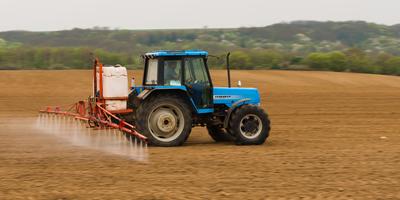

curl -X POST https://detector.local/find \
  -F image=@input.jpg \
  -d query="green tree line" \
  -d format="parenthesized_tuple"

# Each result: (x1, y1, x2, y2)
(1, 46, 399, 75)
(0, 47, 139, 69)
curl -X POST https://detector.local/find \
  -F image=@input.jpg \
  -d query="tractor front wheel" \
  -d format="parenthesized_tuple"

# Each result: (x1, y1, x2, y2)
(228, 105, 270, 145)
(135, 94, 192, 147)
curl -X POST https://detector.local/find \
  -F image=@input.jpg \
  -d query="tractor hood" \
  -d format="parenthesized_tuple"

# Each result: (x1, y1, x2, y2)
(213, 87, 261, 107)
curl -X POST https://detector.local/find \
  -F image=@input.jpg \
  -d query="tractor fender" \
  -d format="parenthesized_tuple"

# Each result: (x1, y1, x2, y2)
(138, 88, 197, 113)
(136, 88, 153, 100)
(223, 98, 251, 128)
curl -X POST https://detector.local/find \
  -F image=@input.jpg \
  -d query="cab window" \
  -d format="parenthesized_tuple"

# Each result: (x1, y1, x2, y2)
(184, 58, 210, 85)
(164, 60, 182, 86)
(145, 59, 158, 85)
(184, 57, 212, 108)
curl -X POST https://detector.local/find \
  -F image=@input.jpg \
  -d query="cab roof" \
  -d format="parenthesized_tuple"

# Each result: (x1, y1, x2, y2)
(145, 50, 208, 57)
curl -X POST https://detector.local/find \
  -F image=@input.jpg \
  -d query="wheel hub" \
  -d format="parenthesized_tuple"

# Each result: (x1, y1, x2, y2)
(243, 120, 258, 133)
(157, 113, 176, 133)
(239, 114, 263, 139)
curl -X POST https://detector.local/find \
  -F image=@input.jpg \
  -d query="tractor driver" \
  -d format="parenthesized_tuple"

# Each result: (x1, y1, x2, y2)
(164, 60, 181, 85)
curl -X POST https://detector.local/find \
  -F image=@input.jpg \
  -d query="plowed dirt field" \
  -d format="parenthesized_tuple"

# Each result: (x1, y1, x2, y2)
(1, 70, 399, 199)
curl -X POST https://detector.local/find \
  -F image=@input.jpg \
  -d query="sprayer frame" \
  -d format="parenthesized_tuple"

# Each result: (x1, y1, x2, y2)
(38, 57, 147, 143)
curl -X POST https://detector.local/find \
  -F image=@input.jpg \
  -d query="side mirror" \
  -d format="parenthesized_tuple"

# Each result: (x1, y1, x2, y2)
(237, 80, 242, 87)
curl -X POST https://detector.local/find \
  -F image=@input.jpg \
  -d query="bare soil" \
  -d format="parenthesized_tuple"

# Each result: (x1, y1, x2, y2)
(0, 70, 399, 199)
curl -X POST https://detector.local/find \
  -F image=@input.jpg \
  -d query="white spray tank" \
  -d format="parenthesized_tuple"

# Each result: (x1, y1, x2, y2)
(97, 64, 129, 111)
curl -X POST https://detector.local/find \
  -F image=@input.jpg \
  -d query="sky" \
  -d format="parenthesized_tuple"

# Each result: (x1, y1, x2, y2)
(0, 0, 399, 31)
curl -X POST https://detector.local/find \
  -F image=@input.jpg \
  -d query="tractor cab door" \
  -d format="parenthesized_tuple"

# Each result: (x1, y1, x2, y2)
(183, 57, 213, 110)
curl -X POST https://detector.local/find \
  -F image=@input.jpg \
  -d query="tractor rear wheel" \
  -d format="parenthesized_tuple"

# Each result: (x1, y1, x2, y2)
(135, 94, 192, 147)
(228, 105, 270, 145)
(207, 125, 234, 142)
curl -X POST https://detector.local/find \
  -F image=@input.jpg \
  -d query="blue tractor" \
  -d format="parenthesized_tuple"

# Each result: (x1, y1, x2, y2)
(127, 50, 270, 146)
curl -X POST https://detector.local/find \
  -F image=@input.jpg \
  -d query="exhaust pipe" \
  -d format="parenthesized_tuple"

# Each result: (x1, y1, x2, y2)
(226, 52, 231, 88)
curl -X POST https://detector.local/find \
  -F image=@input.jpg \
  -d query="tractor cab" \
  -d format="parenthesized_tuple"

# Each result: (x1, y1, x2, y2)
(140, 50, 213, 111)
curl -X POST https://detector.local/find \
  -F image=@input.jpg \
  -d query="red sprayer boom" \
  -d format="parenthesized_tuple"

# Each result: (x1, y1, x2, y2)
(37, 57, 147, 160)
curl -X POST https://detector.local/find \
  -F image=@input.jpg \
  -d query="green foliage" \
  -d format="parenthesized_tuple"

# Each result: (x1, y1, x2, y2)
(383, 57, 400, 75)
(305, 51, 346, 71)
(304, 50, 400, 75)
(0, 21, 400, 75)
(0, 46, 138, 69)
(249, 50, 284, 69)
(344, 48, 373, 73)
(230, 51, 252, 69)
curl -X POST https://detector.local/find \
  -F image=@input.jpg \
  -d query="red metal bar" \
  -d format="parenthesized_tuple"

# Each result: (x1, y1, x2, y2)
(39, 109, 79, 117)
(99, 62, 104, 101)
(75, 116, 89, 121)
(97, 118, 147, 141)
(76, 101, 86, 116)
(93, 58, 97, 98)
(96, 104, 134, 129)
(39, 104, 147, 143)
(109, 109, 133, 114)
(96, 104, 147, 141)
(102, 97, 129, 100)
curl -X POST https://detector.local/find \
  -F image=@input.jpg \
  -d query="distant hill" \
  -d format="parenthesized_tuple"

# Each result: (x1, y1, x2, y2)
(1, 21, 400, 55)
(0, 21, 399, 75)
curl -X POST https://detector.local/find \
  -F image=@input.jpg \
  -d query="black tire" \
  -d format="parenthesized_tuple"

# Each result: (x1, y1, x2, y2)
(206, 125, 235, 142)
(135, 93, 192, 147)
(228, 105, 270, 145)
